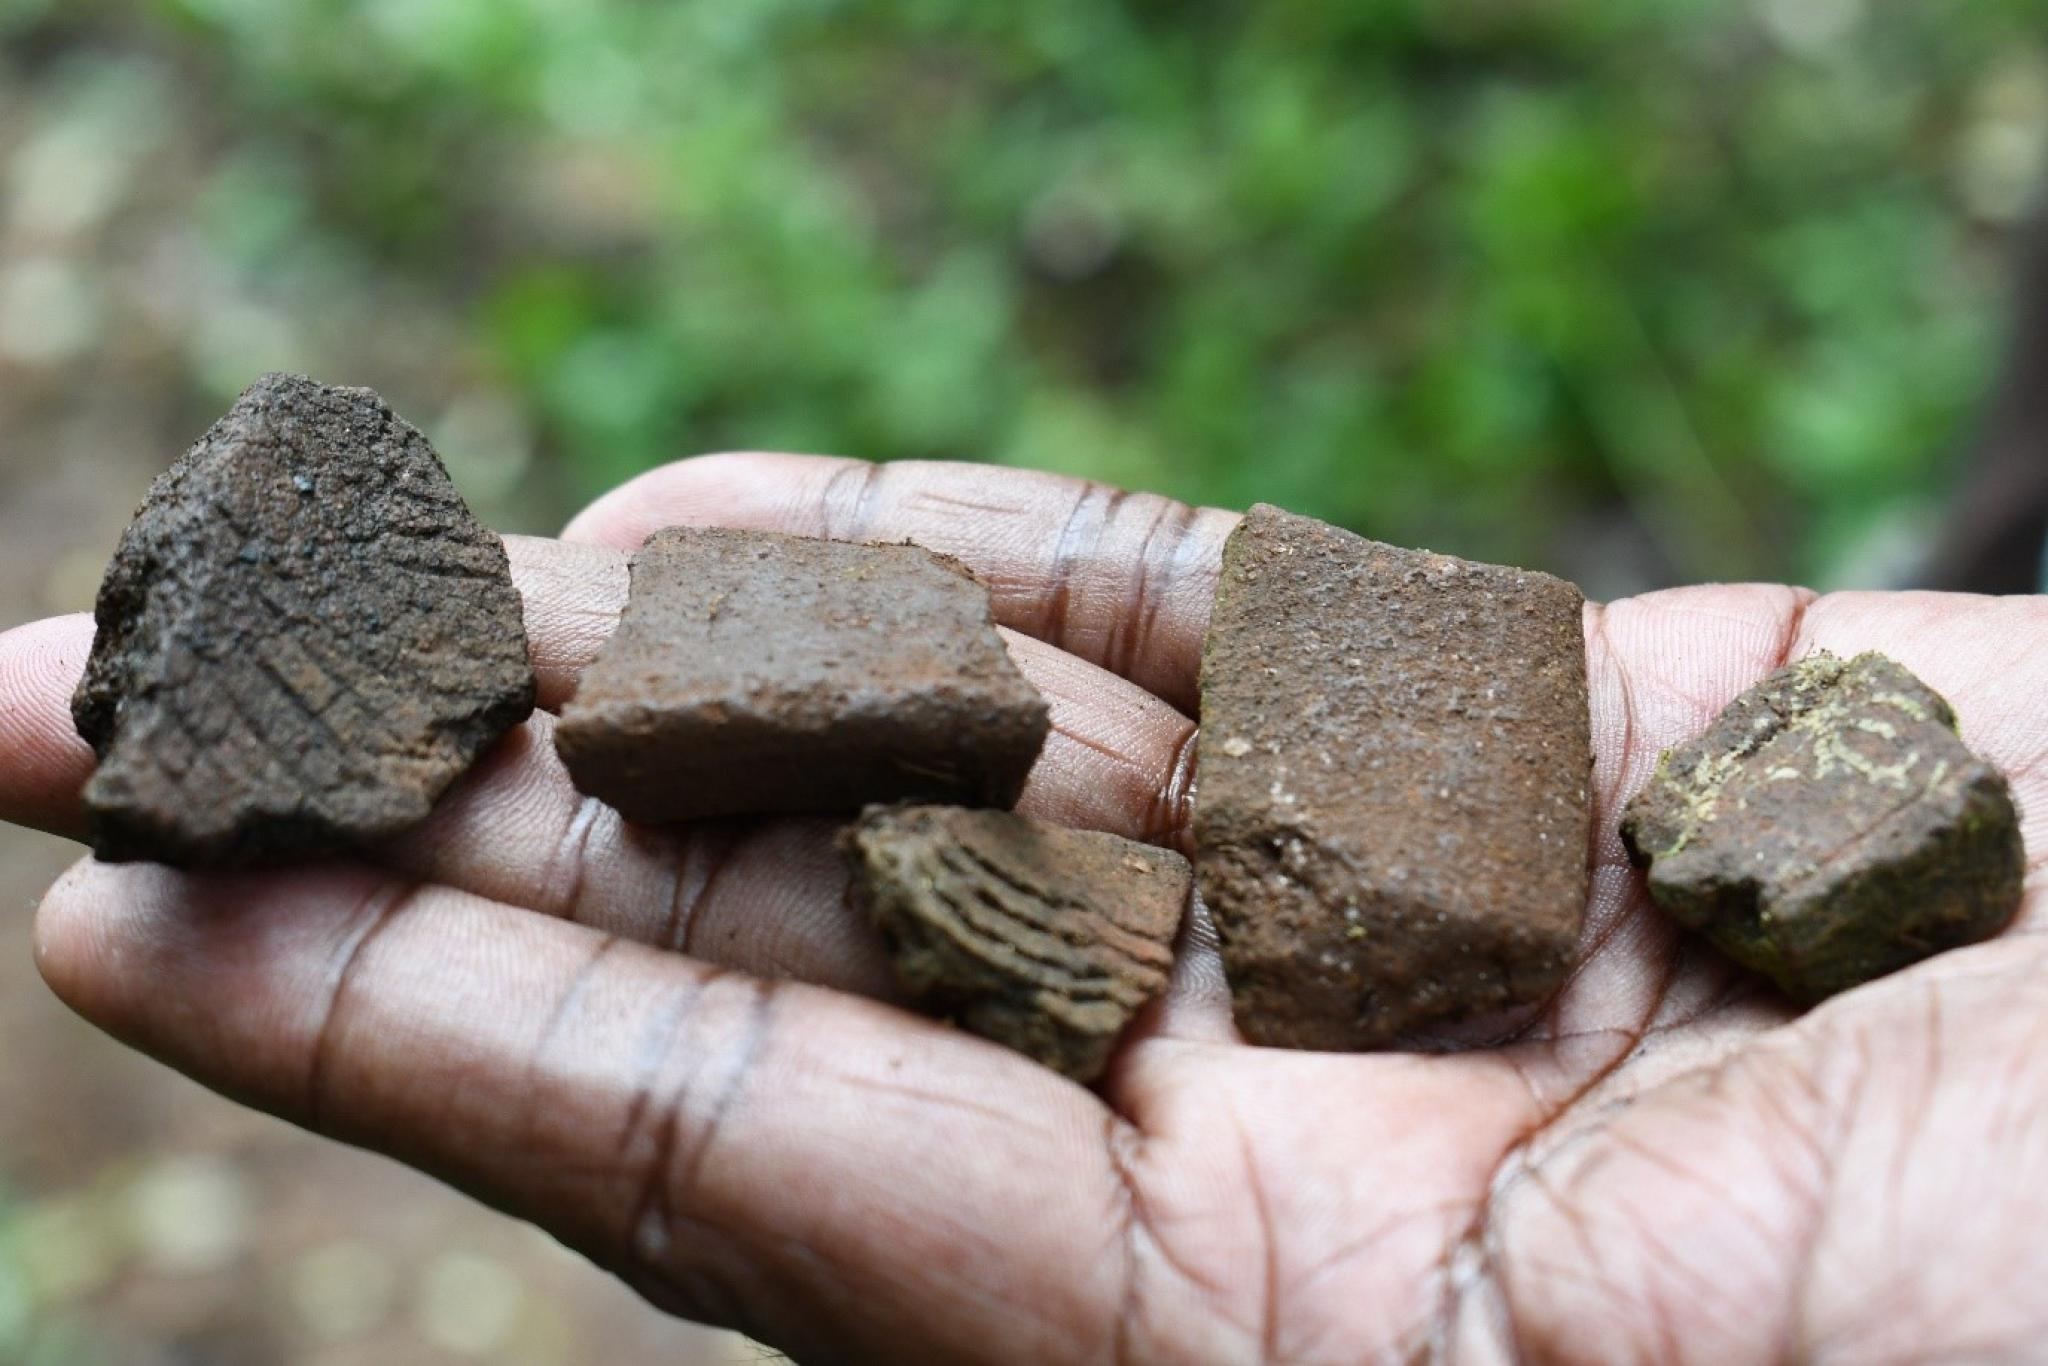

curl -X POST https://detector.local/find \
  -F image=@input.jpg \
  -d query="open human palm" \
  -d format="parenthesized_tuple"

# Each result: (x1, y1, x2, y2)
(3, 456, 2044, 1363)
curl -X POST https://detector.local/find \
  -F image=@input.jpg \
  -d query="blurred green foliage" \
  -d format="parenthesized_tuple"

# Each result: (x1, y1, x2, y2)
(7, 0, 2048, 586)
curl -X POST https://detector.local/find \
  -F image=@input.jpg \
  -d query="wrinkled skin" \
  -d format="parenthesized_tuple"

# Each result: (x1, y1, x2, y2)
(3, 456, 2045, 1364)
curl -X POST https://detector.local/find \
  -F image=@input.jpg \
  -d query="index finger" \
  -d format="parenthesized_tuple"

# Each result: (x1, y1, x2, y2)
(0, 530, 1200, 849)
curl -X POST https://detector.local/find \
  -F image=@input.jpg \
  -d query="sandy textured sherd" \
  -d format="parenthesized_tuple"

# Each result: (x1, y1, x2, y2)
(73, 372, 536, 867)
(556, 527, 1050, 824)
(843, 805, 1190, 1081)
(1621, 651, 2024, 1002)
(1194, 504, 1593, 1050)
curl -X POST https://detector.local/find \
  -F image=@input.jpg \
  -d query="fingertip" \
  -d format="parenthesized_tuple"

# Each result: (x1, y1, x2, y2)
(0, 614, 97, 839)
(1001, 628, 1198, 844)
(30, 857, 415, 1102)
(31, 858, 203, 1041)
(0, 614, 95, 705)
(32, 858, 216, 1027)
(0, 612, 96, 674)
(32, 856, 105, 1013)
(502, 536, 630, 710)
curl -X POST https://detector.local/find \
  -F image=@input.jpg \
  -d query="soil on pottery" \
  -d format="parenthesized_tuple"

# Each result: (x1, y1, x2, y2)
(1622, 650, 2024, 1002)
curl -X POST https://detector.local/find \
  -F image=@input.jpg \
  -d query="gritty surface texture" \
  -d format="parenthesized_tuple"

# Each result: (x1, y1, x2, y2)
(843, 805, 1189, 1081)
(1194, 504, 1593, 1051)
(1621, 651, 2024, 1003)
(73, 373, 536, 866)
(556, 527, 1050, 824)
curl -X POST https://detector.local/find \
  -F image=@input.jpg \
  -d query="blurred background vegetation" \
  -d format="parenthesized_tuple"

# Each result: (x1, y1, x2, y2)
(3, 2, 2048, 1362)
(6, 0, 2048, 595)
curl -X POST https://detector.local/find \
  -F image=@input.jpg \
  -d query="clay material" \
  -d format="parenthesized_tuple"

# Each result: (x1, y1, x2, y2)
(1194, 504, 1593, 1050)
(1621, 651, 2024, 1003)
(843, 804, 1189, 1080)
(73, 372, 536, 867)
(555, 527, 1050, 823)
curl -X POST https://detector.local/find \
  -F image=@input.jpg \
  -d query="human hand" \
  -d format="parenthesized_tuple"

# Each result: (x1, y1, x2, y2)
(4, 456, 2045, 1363)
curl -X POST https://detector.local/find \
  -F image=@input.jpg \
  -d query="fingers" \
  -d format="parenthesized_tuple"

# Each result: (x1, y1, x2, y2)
(562, 453, 1241, 711)
(1111, 895, 1240, 1056)
(505, 535, 628, 711)
(1586, 585, 1818, 875)
(1583, 586, 2048, 864)
(511, 530, 1209, 838)
(1547, 585, 2048, 1060)
(0, 538, 627, 838)
(34, 860, 1138, 1362)
(0, 615, 96, 841)
(1791, 592, 2048, 858)
(1540, 585, 1817, 1051)
(384, 728, 899, 997)
(1006, 630, 1198, 851)
(0, 536, 1199, 999)
(383, 632, 1194, 994)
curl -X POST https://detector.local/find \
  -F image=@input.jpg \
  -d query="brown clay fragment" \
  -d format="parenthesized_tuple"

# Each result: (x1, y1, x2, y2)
(555, 527, 1050, 824)
(1621, 651, 2024, 1003)
(1194, 504, 1593, 1051)
(73, 373, 536, 867)
(843, 805, 1189, 1081)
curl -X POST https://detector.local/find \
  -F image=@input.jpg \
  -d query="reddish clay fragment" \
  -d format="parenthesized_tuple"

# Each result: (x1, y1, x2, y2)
(1194, 504, 1593, 1050)
(556, 527, 1049, 824)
